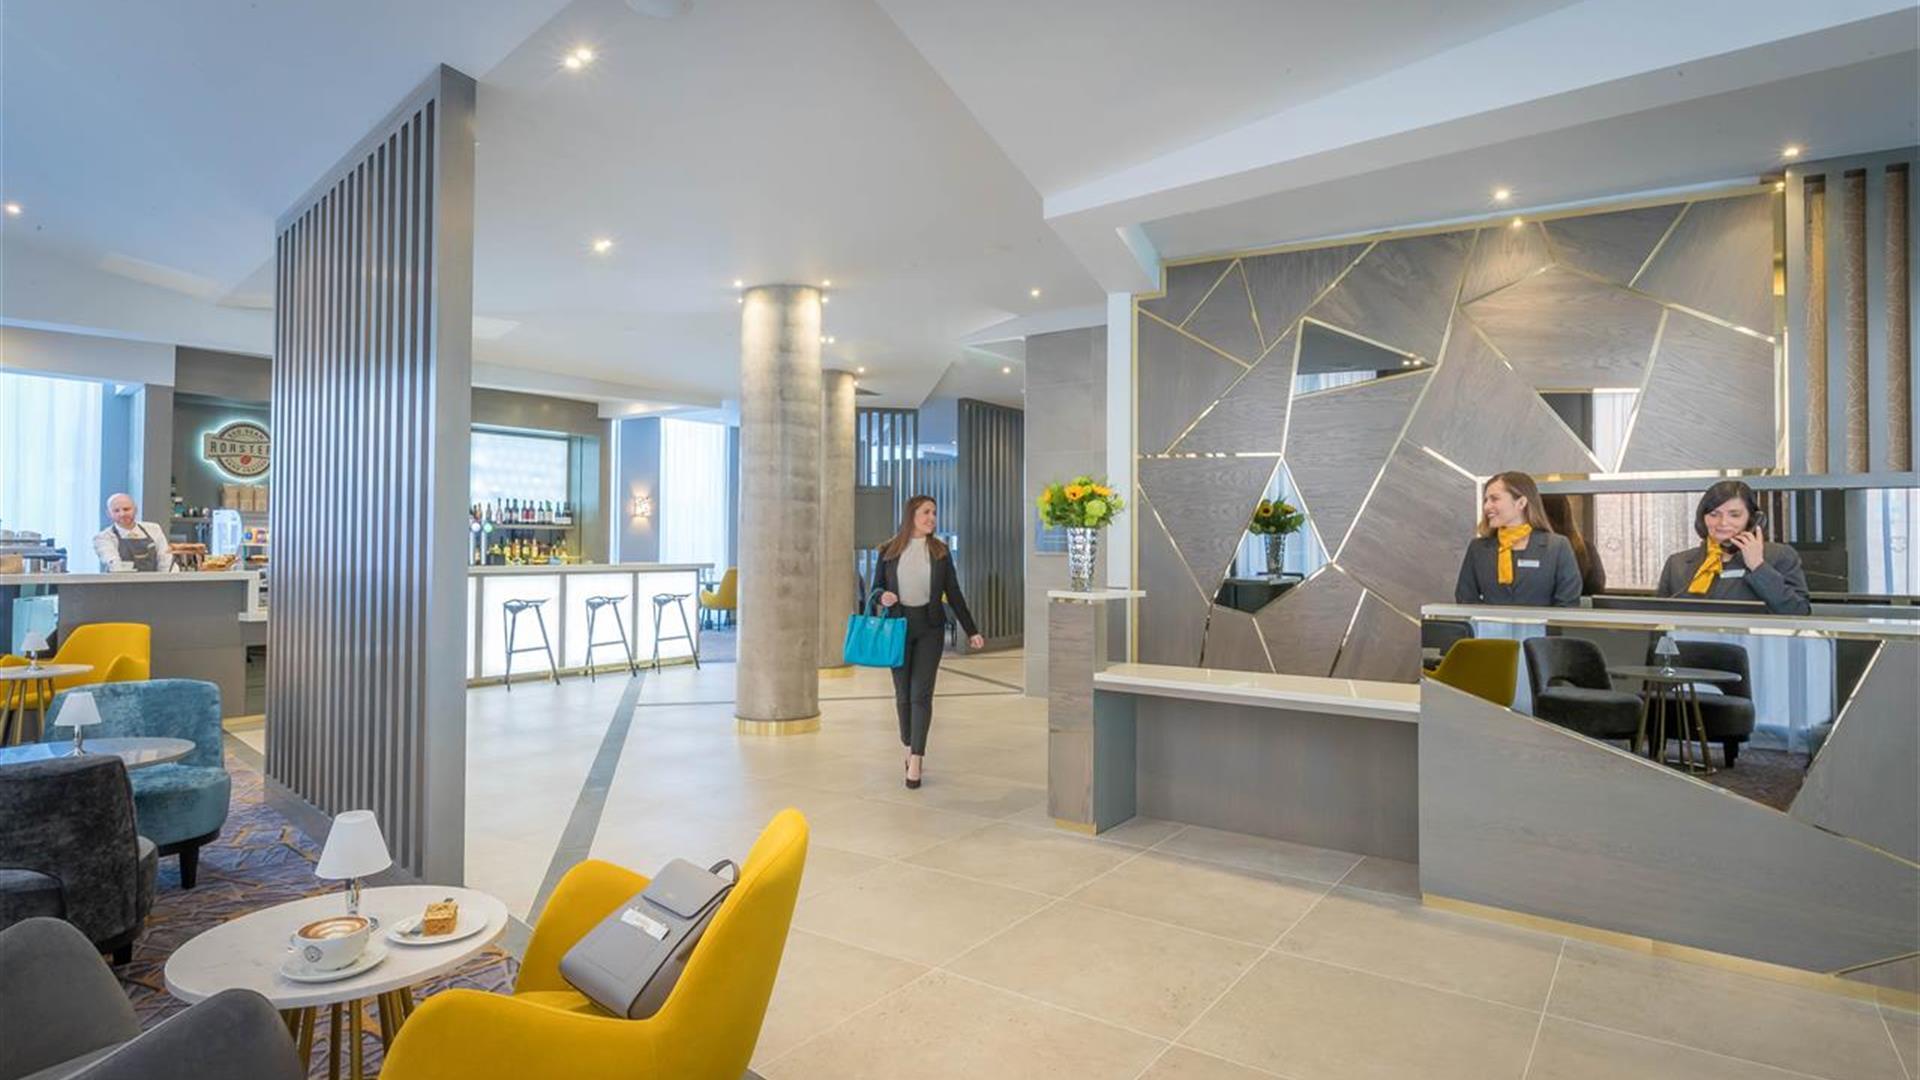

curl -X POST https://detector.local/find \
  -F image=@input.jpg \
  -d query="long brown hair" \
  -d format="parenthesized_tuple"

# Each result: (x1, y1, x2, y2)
(1474, 471, 1553, 538)
(1541, 493, 1596, 586)
(880, 495, 949, 560)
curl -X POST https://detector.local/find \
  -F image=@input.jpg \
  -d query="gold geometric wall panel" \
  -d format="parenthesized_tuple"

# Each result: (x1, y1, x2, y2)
(1617, 310, 1775, 471)
(1283, 371, 1430, 556)
(1463, 267, 1663, 389)
(1634, 193, 1775, 333)
(1331, 591, 1421, 682)
(1333, 442, 1478, 619)
(1792, 642, 1918, 864)
(1138, 315, 1244, 454)
(1138, 260, 1229, 325)
(1241, 241, 1369, 349)
(1181, 260, 1263, 364)
(1135, 488, 1211, 668)
(1308, 232, 1471, 361)
(1200, 605, 1273, 674)
(1173, 328, 1298, 454)
(1460, 222, 1550, 303)
(1401, 326, 1601, 476)
(1136, 455, 1280, 598)
(1542, 204, 1680, 284)
(1253, 566, 1365, 678)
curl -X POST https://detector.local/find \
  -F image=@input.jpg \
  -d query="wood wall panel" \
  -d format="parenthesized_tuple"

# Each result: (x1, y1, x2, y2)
(1543, 204, 1680, 285)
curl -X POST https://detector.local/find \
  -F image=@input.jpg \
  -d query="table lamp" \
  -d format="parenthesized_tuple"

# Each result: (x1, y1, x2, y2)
(1653, 634, 1681, 675)
(316, 809, 391, 916)
(20, 630, 49, 670)
(54, 691, 102, 755)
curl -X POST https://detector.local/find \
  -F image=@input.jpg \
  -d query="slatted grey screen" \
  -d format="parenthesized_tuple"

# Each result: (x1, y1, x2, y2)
(957, 398, 1025, 646)
(855, 407, 919, 528)
(267, 66, 475, 882)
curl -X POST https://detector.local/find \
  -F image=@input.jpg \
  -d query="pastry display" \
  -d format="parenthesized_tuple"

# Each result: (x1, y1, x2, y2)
(421, 899, 458, 936)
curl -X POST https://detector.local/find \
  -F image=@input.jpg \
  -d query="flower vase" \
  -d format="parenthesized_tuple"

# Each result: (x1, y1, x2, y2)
(1264, 533, 1287, 577)
(1066, 527, 1100, 591)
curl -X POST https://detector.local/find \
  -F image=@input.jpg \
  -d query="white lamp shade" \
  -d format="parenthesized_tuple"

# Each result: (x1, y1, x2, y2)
(20, 630, 49, 654)
(53, 691, 102, 730)
(316, 809, 393, 880)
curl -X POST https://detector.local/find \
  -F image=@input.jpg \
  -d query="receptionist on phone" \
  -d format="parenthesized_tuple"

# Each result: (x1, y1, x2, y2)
(1455, 471, 1582, 607)
(1656, 480, 1809, 614)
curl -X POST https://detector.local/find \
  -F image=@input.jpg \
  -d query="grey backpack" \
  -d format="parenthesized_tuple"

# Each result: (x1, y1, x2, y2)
(560, 857, 739, 1019)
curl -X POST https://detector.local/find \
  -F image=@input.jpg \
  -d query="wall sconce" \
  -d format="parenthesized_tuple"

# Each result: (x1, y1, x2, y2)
(631, 494, 653, 519)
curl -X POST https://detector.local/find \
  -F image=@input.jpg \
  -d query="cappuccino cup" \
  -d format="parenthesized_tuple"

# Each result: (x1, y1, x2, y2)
(290, 914, 371, 971)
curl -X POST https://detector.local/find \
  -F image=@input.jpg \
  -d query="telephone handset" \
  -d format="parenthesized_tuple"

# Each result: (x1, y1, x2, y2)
(1719, 511, 1768, 554)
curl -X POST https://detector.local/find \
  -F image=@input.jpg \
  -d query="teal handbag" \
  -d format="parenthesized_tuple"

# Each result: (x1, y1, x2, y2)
(843, 594, 907, 668)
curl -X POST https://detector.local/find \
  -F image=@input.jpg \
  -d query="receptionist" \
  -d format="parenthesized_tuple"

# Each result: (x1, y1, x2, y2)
(1455, 471, 1581, 607)
(92, 493, 174, 573)
(1656, 480, 1809, 614)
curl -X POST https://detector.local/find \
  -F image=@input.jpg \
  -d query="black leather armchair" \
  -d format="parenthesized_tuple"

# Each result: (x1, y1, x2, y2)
(0, 756, 156, 964)
(0, 917, 301, 1080)
(1647, 639, 1757, 766)
(1523, 636, 1644, 748)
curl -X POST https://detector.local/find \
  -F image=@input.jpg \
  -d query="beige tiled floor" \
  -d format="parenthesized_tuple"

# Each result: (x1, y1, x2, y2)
(453, 649, 1916, 1080)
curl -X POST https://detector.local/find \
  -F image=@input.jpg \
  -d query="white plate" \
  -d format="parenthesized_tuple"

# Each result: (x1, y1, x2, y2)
(385, 907, 489, 947)
(280, 941, 388, 984)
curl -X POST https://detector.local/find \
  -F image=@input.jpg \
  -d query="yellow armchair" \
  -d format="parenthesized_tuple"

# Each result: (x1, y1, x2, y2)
(6, 623, 151, 709)
(697, 568, 737, 625)
(382, 809, 808, 1080)
(1425, 637, 1521, 708)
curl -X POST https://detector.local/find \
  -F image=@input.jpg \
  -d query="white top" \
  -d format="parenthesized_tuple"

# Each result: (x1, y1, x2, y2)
(0, 663, 93, 682)
(0, 737, 194, 770)
(1093, 662, 1420, 723)
(164, 885, 508, 1008)
(468, 562, 709, 577)
(1420, 603, 1920, 641)
(1048, 588, 1146, 602)
(898, 538, 932, 606)
(91, 522, 173, 573)
(0, 570, 256, 587)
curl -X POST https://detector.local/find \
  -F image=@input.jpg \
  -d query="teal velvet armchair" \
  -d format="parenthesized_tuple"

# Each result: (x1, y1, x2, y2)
(45, 679, 231, 889)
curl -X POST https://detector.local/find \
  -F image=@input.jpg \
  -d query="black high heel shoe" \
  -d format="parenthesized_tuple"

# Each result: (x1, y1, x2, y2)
(905, 757, 922, 790)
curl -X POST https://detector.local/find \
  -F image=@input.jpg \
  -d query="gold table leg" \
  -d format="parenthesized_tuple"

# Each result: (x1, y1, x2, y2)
(349, 997, 365, 1080)
(1685, 683, 1715, 774)
(328, 1002, 343, 1080)
(298, 1007, 317, 1067)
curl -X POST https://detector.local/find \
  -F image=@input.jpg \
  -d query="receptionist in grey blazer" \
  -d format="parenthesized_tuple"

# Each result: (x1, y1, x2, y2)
(1455, 471, 1582, 607)
(1656, 480, 1810, 614)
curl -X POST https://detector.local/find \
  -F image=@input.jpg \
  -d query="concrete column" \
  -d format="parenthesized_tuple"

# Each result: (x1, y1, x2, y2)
(736, 285, 823, 729)
(818, 369, 857, 668)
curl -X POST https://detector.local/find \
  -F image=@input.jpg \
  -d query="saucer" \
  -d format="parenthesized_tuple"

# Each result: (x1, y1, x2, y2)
(387, 908, 488, 947)
(280, 941, 388, 984)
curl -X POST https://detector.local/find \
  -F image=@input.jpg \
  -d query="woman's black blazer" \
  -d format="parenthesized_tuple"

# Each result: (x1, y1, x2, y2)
(870, 547, 979, 637)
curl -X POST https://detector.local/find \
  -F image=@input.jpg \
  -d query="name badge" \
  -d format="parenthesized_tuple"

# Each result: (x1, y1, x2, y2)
(1516, 559, 1541, 569)
(1720, 568, 1746, 579)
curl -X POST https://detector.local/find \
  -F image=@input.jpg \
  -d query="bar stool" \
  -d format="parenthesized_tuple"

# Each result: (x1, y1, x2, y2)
(501, 598, 559, 690)
(583, 594, 637, 680)
(650, 592, 701, 671)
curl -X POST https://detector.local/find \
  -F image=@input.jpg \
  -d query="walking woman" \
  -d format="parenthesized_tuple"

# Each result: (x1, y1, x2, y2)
(873, 495, 984, 789)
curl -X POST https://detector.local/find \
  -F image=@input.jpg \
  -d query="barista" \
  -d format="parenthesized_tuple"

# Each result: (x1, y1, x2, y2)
(91, 493, 174, 572)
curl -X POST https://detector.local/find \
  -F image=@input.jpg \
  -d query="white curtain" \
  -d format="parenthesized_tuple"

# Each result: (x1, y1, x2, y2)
(0, 371, 105, 567)
(659, 418, 731, 572)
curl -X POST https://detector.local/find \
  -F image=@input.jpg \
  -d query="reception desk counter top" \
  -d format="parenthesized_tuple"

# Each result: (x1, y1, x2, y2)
(1421, 602, 1920, 640)
(1095, 662, 1418, 722)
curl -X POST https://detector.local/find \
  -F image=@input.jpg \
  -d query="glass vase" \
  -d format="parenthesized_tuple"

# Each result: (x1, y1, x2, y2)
(1066, 526, 1099, 591)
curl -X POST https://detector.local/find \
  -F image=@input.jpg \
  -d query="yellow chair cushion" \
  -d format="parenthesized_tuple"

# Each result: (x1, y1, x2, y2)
(1427, 638, 1521, 708)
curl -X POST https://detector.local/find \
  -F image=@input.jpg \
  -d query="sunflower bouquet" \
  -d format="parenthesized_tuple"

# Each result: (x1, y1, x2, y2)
(1247, 499, 1304, 536)
(1036, 475, 1126, 529)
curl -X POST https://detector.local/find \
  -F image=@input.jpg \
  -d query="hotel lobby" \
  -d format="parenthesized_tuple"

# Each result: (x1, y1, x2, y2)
(3, 2, 1918, 1078)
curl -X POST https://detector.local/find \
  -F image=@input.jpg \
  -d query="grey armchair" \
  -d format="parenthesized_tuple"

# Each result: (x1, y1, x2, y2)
(1644, 639, 1757, 766)
(0, 756, 155, 964)
(1523, 636, 1644, 748)
(0, 917, 301, 1080)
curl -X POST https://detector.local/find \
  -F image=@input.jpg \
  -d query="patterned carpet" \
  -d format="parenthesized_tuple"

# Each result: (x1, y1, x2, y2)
(119, 749, 519, 1077)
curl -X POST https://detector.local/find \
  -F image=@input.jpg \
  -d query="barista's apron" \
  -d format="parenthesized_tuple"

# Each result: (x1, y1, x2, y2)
(116, 528, 159, 572)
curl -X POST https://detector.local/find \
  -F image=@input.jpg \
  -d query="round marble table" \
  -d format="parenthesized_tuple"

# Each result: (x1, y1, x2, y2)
(165, 885, 509, 1079)
(0, 736, 194, 770)
(1608, 664, 1742, 773)
(0, 663, 92, 745)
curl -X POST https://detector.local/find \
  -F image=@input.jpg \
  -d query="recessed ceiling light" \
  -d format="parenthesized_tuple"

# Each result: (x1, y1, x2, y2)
(856, 366, 866, 374)
(821, 279, 832, 287)
(1782, 144, 1802, 159)
(2, 203, 19, 216)
(1775, 181, 1787, 192)
(821, 296, 830, 304)
(1002, 366, 1012, 374)
(827, 335, 835, 344)
(563, 46, 596, 70)
(1492, 187, 1512, 202)
(591, 238, 614, 254)
(1029, 288, 1041, 298)
(1510, 217, 1524, 229)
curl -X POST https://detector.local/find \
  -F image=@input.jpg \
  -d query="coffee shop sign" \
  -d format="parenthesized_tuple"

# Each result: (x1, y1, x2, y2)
(203, 421, 270, 479)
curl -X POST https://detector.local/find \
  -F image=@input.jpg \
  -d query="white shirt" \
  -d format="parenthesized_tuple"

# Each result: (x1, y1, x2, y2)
(898, 538, 932, 606)
(93, 522, 174, 573)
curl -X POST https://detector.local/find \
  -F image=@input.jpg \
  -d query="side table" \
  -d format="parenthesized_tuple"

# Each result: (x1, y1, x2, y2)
(0, 663, 93, 745)
(1608, 664, 1743, 773)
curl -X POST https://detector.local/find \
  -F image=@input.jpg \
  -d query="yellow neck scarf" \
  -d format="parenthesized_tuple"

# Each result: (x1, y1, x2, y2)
(1687, 541, 1722, 594)
(1496, 524, 1531, 585)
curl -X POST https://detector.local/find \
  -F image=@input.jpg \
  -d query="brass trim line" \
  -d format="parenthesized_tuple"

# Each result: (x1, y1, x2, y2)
(1052, 817, 1098, 835)
(735, 716, 823, 736)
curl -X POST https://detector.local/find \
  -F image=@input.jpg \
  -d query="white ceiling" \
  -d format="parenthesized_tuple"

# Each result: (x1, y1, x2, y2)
(3, 0, 1915, 413)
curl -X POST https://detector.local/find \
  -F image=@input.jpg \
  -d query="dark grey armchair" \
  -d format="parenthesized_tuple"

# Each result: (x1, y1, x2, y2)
(1645, 639, 1757, 766)
(0, 917, 301, 1080)
(0, 756, 155, 964)
(1523, 636, 1644, 748)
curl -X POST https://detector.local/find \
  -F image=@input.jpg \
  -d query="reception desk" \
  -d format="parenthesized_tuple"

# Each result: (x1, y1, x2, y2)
(0, 570, 264, 717)
(1419, 603, 1918, 993)
(467, 563, 707, 683)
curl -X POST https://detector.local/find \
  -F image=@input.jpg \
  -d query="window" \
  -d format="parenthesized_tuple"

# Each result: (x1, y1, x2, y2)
(659, 418, 730, 572)
(1, 371, 104, 567)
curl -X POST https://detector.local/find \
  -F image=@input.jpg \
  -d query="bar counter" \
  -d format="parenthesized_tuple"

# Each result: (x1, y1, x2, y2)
(466, 562, 709, 682)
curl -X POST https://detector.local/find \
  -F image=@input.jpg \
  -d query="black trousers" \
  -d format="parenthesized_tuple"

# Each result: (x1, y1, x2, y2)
(891, 604, 944, 755)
